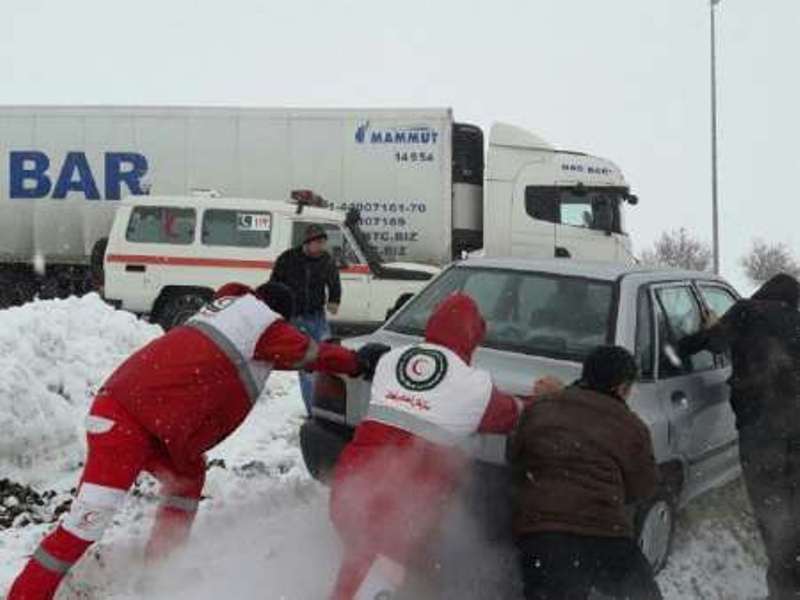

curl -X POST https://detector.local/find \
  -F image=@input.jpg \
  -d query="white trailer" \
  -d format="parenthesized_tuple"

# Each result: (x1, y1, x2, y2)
(0, 106, 638, 306)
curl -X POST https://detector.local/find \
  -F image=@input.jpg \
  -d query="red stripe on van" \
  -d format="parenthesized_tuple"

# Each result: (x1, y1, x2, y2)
(106, 254, 372, 274)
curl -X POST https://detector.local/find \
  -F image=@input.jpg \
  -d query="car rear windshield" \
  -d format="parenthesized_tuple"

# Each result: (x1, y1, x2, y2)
(386, 266, 615, 361)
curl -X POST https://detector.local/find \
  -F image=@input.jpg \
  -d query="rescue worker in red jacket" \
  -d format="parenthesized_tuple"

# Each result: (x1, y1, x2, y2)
(8, 282, 383, 600)
(328, 292, 536, 600)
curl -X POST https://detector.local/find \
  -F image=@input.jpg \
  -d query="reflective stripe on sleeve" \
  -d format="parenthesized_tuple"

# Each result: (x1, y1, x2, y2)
(186, 321, 261, 403)
(366, 404, 459, 447)
(33, 546, 74, 575)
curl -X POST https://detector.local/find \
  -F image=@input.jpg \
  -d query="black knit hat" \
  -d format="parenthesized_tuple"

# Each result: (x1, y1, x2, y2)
(254, 282, 295, 320)
(303, 224, 328, 245)
(581, 345, 639, 396)
(752, 273, 800, 309)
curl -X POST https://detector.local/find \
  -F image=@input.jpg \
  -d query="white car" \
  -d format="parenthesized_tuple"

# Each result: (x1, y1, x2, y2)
(103, 194, 439, 330)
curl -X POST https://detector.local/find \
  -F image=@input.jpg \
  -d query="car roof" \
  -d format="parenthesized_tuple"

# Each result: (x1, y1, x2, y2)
(119, 195, 345, 223)
(460, 256, 729, 285)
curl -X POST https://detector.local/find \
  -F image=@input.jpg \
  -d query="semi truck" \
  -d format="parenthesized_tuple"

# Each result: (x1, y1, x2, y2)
(0, 106, 639, 307)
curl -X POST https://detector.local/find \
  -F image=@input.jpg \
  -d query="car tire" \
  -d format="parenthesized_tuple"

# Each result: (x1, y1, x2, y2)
(154, 290, 211, 330)
(635, 491, 676, 574)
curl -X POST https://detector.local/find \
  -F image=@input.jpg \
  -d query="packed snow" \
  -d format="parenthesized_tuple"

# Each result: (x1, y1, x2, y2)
(0, 297, 769, 599)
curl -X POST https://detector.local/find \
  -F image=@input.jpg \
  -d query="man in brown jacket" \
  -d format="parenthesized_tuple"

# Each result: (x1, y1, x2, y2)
(510, 345, 662, 600)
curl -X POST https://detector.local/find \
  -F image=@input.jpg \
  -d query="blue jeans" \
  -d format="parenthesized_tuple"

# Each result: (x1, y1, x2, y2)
(291, 311, 331, 416)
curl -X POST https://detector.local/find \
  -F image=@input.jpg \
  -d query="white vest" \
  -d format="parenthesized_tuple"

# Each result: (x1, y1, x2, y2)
(187, 294, 279, 402)
(367, 343, 493, 446)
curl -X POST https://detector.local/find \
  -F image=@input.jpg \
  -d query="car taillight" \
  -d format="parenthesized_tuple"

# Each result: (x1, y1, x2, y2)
(313, 373, 347, 415)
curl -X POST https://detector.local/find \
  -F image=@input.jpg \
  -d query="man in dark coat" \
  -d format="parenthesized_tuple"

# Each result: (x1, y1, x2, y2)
(679, 273, 800, 599)
(510, 345, 662, 600)
(269, 224, 342, 415)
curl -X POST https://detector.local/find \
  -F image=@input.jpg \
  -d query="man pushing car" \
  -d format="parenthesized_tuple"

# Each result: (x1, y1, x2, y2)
(8, 281, 387, 600)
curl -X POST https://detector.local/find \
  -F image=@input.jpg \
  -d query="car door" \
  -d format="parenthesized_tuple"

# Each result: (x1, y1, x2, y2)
(650, 282, 737, 499)
(290, 221, 370, 323)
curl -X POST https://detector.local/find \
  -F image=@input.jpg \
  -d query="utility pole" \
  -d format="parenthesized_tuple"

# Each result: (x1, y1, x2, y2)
(711, 0, 722, 274)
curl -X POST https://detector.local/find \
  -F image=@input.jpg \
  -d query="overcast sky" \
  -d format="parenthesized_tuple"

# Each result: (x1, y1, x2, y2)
(1, 0, 797, 292)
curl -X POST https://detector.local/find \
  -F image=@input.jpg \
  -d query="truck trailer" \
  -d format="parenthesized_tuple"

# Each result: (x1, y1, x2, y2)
(0, 106, 638, 307)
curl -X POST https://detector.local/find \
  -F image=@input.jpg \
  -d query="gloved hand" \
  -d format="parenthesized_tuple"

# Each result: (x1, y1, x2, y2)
(356, 343, 392, 381)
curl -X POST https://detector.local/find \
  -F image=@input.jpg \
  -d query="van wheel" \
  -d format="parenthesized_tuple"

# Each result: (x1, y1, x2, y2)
(155, 291, 211, 330)
(635, 492, 676, 574)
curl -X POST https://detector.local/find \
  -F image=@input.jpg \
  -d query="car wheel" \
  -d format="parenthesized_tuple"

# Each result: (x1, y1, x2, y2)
(155, 291, 210, 330)
(635, 492, 676, 574)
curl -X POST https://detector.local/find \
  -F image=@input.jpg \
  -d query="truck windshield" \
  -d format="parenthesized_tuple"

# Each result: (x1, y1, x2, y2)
(386, 266, 615, 361)
(525, 186, 627, 234)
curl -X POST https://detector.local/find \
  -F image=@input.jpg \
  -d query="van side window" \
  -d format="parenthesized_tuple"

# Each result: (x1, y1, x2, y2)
(202, 209, 272, 248)
(126, 207, 195, 245)
(635, 287, 655, 379)
(654, 286, 715, 375)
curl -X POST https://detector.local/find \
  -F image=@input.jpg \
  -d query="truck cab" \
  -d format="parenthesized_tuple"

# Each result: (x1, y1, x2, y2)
(478, 123, 638, 263)
(103, 193, 438, 331)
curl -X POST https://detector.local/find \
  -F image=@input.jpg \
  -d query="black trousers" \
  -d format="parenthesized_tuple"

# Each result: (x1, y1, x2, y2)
(517, 532, 662, 600)
(739, 425, 800, 600)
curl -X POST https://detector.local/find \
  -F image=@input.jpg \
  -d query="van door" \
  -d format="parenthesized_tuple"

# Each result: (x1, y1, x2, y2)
(290, 221, 370, 324)
(651, 283, 738, 499)
(199, 207, 277, 289)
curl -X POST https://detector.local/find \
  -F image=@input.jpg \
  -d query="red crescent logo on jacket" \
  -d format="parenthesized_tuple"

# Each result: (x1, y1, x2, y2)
(396, 347, 448, 392)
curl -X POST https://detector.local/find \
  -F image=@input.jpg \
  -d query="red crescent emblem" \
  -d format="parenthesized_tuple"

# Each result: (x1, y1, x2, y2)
(410, 358, 426, 376)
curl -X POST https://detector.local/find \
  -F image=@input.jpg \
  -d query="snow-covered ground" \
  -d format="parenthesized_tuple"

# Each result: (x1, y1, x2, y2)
(0, 296, 768, 599)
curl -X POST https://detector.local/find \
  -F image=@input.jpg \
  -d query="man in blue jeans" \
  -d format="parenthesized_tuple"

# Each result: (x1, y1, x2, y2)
(270, 224, 342, 415)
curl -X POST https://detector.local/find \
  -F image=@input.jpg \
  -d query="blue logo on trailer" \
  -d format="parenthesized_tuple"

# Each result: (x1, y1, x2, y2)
(8, 151, 149, 200)
(354, 122, 439, 145)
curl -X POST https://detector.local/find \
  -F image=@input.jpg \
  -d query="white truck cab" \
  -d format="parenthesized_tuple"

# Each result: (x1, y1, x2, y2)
(103, 193, 439, 330)
(482, 123, 638, 263)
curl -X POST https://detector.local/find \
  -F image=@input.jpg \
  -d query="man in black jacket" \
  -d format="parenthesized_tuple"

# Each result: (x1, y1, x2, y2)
(679, 273, 800, 600)
(270, 224, 342, 415)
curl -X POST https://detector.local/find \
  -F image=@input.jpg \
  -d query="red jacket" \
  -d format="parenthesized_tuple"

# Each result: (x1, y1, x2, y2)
(330, 293, 524, 563)
(102, 284, 359, 474)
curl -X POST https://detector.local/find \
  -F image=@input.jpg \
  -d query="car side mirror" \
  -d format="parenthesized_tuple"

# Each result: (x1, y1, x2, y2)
(333, 250, 349, 270)
(385, 292, 414, 321)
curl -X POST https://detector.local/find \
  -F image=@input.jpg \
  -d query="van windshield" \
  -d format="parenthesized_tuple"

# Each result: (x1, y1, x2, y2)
(344, 209, 384, 267)
(386, 266, 615, 361)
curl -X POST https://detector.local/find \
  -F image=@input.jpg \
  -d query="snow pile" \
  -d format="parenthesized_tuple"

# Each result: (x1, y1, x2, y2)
(0, 294, 161, 478)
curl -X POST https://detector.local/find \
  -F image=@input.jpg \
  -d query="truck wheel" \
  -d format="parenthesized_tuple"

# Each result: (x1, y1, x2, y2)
(155, 290, 211, 330)
(90, 238, 109, 291)
(635, 491, 676, 574)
